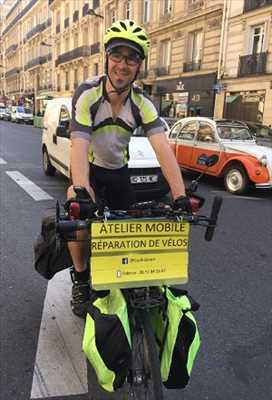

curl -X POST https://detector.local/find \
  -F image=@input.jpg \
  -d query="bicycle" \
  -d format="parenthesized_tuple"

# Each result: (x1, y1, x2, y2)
(55, 157, 222, 400)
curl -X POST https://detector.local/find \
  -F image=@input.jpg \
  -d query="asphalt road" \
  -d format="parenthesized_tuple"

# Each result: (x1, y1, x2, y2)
(0, 120, 272, 400)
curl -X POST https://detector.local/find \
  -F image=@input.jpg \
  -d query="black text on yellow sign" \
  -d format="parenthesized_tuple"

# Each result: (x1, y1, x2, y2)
(90, 220, 190, 289)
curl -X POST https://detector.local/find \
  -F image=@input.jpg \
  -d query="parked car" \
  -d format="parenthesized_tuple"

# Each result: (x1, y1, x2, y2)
(11, 106, 33, 124)
(168, 117, 272, 194)
(2, 108, 11, 121)
(42, 98, 169, 200)
(0, 106, 6, 120)
(241, 121, 272, 148)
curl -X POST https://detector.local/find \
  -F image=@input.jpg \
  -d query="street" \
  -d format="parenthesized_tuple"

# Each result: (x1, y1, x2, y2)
(0, 120, 272, 400)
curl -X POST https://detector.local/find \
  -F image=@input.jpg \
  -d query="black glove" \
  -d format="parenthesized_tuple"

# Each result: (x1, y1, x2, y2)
(172, 195, 192, 213)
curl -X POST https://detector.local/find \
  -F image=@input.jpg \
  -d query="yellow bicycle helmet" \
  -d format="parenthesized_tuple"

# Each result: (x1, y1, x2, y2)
(104, 19, 150, 59)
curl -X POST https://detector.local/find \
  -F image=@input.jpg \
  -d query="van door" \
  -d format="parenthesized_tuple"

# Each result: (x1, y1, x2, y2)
(53, 105, 71, 177)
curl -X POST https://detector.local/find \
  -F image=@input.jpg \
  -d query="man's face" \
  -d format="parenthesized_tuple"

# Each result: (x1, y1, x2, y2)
(107, 46, 142, 91)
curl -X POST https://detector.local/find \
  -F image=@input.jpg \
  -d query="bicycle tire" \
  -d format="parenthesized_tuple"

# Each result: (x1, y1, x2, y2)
(205, 195, 223, 241)
(128, 309, 164, 400)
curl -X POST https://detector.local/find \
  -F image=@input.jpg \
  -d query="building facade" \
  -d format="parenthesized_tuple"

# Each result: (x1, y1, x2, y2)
(214, 0, 272, 125)
(0, 0, 271, 125)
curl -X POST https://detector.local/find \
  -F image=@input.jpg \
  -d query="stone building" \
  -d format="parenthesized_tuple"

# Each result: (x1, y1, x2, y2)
(0, 0, 271, 124)
(214, 0, 272, 125)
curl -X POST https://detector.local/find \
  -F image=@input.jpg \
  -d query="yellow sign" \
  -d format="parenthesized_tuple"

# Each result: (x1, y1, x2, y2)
(90, 219, 190, 290)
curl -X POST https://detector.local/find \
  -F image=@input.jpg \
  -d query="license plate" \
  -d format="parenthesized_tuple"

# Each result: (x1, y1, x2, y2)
(130, 175, 158, 184)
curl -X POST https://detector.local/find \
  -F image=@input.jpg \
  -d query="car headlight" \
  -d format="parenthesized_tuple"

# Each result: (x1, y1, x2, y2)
(259, 155, 267, 166)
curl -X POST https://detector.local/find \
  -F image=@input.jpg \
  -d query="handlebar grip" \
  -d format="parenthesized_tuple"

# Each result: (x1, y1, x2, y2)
(56, 220, 89, 235)
(205, 196, 223, 241)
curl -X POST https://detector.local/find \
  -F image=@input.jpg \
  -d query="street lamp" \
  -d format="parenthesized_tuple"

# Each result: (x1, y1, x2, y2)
(87, 9, 104, 19)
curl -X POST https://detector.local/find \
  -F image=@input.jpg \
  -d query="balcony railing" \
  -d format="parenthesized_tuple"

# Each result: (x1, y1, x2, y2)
(5, 44, 18, 56)
(183, 60, 201, 72)
(25, 54, 52, 70)
(155, 66, 170, 76)
(90, 42, 100, 55)
(244, 0, 272, 12)
(65, 83, 70, 91)
(73, 10, 79, 22)
(55, 46, 92, 67)
(238, 52, 267, 77)
(5, 68, 21, 78)
(64, 17, 69, 28)
(56, 24, 60, 34)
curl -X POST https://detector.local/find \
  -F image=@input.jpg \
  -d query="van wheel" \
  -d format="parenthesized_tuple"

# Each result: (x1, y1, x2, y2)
(43, 149, 56, 176)
(224, 164, 249, 194)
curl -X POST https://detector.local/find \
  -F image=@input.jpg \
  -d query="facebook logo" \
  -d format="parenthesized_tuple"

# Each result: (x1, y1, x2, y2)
(122, 257, 129, 265)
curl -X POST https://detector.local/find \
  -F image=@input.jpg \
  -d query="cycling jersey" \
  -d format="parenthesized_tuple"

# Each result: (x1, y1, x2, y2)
(70, 75, 165, 170)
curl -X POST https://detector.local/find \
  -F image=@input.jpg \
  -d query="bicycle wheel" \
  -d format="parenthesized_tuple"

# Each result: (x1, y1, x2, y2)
(128, 309, 164, 400)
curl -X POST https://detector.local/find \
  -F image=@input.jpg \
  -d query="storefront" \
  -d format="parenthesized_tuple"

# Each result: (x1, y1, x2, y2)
(224, 90, 265, 123)
(151, 73, 217, 118)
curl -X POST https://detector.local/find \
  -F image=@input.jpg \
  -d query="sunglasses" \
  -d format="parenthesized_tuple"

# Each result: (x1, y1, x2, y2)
(108, 51, 142, 66)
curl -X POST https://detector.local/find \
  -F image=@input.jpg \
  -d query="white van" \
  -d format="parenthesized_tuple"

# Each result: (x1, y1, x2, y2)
(42, 98, 169, 200)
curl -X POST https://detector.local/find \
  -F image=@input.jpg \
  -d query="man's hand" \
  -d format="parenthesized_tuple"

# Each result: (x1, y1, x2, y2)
(172, 195, 192, 213)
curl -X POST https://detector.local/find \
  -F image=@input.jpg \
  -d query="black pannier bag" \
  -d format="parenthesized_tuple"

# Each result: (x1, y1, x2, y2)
(151, 287, 201, 389)
(82, 289, 132, 392)
(33, 215, 72, 279)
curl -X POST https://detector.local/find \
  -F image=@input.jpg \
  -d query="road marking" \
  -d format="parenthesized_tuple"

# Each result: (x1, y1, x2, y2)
(5, 171, 53, 201)
(31, 270, 87, 398)
(0, 157, 7, 164)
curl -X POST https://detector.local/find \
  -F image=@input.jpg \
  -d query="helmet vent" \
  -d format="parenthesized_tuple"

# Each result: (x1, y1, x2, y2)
(111, 27, 121, 32)
(120, 21, 128, 30)
(138, 35, 147, 41)
(129, 20, 134, 26)
(133, 27, 142, 33)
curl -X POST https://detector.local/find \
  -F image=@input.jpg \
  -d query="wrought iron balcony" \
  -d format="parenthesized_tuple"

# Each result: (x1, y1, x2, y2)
(90, 42, 100, 55)
(5, 44, 18, 56)
(73, 10, 79, 22)
(244, 0, 272, 12)
(183, 60, 201, 72)
(238, 52, 267, 77)
(5, 68, 21, 78)
(25, 54, 52, 70)
(155, 66, 170, 76)
(55, 46, 92, 67)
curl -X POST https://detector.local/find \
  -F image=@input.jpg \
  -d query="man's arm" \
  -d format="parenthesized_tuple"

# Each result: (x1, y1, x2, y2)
(148, 132, 186, 200)
(70, 137, 95, 200)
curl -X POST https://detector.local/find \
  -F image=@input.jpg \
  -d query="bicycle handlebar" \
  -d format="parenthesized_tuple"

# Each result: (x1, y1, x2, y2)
(56, 196, 222, 241)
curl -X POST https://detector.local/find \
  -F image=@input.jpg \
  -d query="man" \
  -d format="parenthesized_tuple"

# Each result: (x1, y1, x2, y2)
(68, 19, 191, 318)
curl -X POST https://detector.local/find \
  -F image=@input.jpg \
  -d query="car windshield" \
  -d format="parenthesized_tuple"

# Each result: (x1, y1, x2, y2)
(0, 107, 6, 111)
(217, 125, 253, 140)
(17, 106, 32, 114)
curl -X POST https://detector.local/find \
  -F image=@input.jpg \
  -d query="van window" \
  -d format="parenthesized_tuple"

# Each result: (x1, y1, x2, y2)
(59, 106, 70, 131)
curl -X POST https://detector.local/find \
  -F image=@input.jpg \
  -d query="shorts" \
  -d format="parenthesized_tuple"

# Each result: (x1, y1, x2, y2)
(89, 163, 135, 210)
